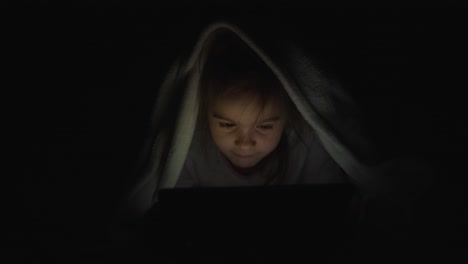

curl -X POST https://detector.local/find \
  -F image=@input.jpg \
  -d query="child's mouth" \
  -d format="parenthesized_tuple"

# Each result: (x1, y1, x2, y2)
(233, 153, 255, 159)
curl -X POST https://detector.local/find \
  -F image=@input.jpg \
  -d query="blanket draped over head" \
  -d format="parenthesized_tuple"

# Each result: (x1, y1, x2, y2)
(114, 20, 433, 227)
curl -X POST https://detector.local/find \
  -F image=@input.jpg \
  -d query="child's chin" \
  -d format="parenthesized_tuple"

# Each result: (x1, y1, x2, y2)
(234, 163, 256, 169)
(230, 157, 260, 168)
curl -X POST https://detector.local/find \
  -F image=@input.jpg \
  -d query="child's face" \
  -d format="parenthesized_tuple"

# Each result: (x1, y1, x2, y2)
(208, 93, 286, 170)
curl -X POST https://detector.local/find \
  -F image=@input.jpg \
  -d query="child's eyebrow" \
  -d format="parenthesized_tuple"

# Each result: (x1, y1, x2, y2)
(212, 113, 235, 122)
(258, 116, 281, 123)
(212, 113, 281, 123)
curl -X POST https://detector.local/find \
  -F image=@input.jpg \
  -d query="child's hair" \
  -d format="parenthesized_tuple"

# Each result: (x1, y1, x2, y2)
(196, 29, 309, 184)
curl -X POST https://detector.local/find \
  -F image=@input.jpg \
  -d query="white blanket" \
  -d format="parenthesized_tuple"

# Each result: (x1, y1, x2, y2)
(115, 20, 434, 226)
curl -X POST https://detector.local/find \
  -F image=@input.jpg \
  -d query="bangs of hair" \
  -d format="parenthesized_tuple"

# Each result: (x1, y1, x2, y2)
(198, 30, 286, 122)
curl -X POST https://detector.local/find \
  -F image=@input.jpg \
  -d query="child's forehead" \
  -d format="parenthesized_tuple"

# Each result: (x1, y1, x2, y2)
(206, 76, 286, 106)
(214, 93, 281, 107)
(211, 94, 283, 116)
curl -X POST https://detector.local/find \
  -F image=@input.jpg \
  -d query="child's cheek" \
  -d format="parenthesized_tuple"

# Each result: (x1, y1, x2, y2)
(210, 128, 232, 149)
(257, 131, 282, 157)
(268, 130, 284, 150)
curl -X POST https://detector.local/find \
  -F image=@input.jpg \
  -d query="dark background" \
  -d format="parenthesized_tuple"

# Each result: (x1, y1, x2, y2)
(6, 3, 467, 263)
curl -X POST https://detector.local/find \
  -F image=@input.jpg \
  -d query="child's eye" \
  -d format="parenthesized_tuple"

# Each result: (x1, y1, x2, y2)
(219, 122, 236, 128)
(257, 124, 274, 130)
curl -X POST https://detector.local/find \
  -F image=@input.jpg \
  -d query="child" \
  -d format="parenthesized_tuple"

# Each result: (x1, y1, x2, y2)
(176, 30, 348, 187)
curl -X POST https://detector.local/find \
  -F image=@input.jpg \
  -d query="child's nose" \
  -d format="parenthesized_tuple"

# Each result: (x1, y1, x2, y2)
(235, 131, 256, 148)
